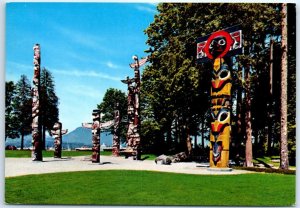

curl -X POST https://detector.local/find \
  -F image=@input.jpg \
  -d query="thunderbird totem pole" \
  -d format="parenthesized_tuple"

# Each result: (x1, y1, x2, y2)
(51, 122, 68, 158)
(112, 103, 121, 156)
(197, 26, 242, 168)
(82, 110, 114, 163)
(121, 56, 147, 160)
(32, 44, 43, 161)
(82, 109, 101, 163)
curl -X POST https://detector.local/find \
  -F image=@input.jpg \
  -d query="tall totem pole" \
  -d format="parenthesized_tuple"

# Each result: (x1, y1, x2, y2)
(197, 27, 243, 168)
(82, 110, 101, 163)
(112, 103, 121, 156)
(32, 44, 43, 161)
(51, 122, 68, 158)
(121, 55, 147, 160)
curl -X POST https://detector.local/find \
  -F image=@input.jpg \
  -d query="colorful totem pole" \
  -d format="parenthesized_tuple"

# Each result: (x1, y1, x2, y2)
(32, 44, 43, 161)
(82, 110, 101, 163)
(51, 122, 68, 158)
(197, 26, 242, 168)
(121, 55, 147, 160)
(112, 103, 121, 156)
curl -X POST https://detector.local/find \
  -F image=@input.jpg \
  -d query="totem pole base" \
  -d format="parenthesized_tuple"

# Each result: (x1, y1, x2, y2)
(207, 167, 232, 172)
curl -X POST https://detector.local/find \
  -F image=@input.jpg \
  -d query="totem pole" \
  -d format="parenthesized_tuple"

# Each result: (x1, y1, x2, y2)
(82, 110, 101, 163)
(121, 76, 137, 157)
(121, 55, 147, 160)
(112, 102, 121, 156)
(196, 26, 242, 168)
(32, 44, 43, 161)
(51, 122, 68, 158)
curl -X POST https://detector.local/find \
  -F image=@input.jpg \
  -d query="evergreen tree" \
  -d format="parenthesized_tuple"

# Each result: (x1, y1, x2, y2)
(5, 81, 19, 140)
(97, 88, 127, 142)
(13, 75, 32, 149)
(143, 3, 294, 162)
(279, 3, 289, 170)
(40, 67, 59, 150)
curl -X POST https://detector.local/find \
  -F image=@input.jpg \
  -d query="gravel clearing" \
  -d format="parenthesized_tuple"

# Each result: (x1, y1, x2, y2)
(5, 155, 253, 177)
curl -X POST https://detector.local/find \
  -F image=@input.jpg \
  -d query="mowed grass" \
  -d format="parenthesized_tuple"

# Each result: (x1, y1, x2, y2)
(5, 150, 111, 157)
(5, 170, 295, 206)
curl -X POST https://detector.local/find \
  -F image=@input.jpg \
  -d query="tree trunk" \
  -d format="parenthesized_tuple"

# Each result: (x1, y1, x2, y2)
(244, 65, 253, 167)
(21, 132, 24, 150)
(266, 39, 274, 156)
(186, 125, 192, 156)
(201, 115, 205, 148)
(194, 134, 197, 149)
(42, 125, 46, 150)
(280, 3, 289, 170)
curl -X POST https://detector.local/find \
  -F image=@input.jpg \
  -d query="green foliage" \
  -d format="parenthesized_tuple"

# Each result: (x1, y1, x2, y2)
(97, 88, 127, 142)
(5, 81, 19, 140)
(40, 68, 59, 142)
(5, 170, 295, 206)
(142, 3, 296, 162)
(13, 75, 32, 148)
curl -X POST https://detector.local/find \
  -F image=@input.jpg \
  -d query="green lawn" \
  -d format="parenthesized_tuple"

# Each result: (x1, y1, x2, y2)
(5, 150, 156, 160)
(5, 170, 295, 206)
(5, 150, 111, 158)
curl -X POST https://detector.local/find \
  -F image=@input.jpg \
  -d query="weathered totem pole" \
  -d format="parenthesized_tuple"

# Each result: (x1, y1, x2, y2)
(51, 122, 68, 158)
(112, 103, 121, 156)
(82, 110, 101, 163)
(121, 56, 147, 160)
(32, 44, 43, 161)
(197, 27, 242, 168)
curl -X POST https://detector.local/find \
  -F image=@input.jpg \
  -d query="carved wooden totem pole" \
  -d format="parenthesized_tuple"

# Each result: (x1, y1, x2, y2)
(51, 122, 68, 158)
(197, 27, 242, 168)
(121, 56, 147, 160)
(112, 103, 120, 156)
(32, 44, 43, 161)
(82, 110, 101, 163)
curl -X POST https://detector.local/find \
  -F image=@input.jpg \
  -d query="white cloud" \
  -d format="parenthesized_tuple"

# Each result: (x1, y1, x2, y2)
(52, 24, 112, 53)
(105, 61, 120, 69)
(136, 5, 157, 14)
(52, 68, 122, 81)
(7, 61, 32, 72)
(65, 84, 104, 100)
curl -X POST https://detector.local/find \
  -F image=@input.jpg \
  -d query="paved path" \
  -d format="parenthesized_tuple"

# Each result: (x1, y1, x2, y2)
(5, 155, 253, 177)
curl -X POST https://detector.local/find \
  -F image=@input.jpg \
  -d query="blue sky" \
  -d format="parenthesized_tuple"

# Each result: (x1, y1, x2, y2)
(6, 2, 157, 132)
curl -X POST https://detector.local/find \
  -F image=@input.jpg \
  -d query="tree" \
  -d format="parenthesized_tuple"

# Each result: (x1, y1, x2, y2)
(97, 88, 127, 142)
(286, 3, 296, 166)
(279, 3, 289, 170)
(40, 67, 59, 150)
(13, 75, 32, 149)
(5, 81, 19, 140)
(143, 3, 290, 162)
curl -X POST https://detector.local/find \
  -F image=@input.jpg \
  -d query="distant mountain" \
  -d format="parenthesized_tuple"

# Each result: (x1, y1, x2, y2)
(63, 127, 113, 147)
(5, 127, 115, 150)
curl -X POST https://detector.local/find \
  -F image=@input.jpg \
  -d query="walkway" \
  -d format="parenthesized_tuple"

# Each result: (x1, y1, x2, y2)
(5, 155, 253, 177)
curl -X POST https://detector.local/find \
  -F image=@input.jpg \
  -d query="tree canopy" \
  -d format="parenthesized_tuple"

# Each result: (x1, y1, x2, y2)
(141, 3, 296, 162)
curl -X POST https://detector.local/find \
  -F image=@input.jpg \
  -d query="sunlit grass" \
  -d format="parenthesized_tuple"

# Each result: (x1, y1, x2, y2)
(5, 170, 295, 206)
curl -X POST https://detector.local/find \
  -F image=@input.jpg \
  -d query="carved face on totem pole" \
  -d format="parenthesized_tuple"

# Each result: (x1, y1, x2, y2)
(197, 27, 243, 168)
(207, 33, 233, 167)
(210, 108, 231, 165)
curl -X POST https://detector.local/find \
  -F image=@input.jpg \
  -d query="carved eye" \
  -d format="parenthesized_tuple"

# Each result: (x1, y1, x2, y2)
(218, 110, 229, 122)
(219, 70, 230, 79)
(218, 39, 226, 46)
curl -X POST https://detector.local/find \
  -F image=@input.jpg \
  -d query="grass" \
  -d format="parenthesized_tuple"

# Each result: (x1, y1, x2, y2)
(5, 170, 295, 206)
(5, 150, 111, 158)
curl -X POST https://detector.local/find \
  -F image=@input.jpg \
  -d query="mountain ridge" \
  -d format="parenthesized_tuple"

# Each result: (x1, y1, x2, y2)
(5, 127, 114, 149)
